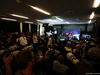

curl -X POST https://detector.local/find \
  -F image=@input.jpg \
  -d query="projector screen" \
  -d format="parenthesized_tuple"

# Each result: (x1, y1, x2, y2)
(57, 29, 80, 40)
(82, 34, 91, 38)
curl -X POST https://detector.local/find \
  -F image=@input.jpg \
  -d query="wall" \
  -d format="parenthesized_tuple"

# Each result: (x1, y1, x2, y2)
(0, 20, 20, 33)
(53, 24, 93, 32)
(0, 20, 37, 34)
(93, 18, 100, 38)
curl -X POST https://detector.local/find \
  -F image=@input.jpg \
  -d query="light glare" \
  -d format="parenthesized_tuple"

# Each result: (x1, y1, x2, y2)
(93, 0, 100, 8)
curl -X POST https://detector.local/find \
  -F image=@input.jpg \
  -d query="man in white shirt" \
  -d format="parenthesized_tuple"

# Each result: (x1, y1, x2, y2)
(48, 35, 52, 48)
(33, 33, 38, 44)
(19, 33, 28, 47)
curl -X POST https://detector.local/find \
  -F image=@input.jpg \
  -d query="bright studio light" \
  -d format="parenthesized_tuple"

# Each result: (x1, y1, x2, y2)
(1, 18, 17, 21)
(28, 5, 51, 15)
(56, 17, 63, 21)
(25, 21, 33, 24)
(90, 12, 95, 19)
(10, 14, 29, 19)
(88, 20, 92, 24)
(93, 0, 100, 8)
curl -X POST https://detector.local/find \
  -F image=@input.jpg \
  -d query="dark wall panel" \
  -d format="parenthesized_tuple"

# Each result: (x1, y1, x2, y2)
(23, 23, 29, 33)
(0, 20, 20, 33)
(31, 24, 37, 34)
(94, 18, 100, 38)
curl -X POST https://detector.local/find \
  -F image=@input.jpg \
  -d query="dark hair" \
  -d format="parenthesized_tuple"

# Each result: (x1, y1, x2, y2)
(52, 44, 57, 49)
(74, 60, 94, 75)
(16, 50, 34, 70)
(66, 43, 71, 48)
(57, 55, 64, 63)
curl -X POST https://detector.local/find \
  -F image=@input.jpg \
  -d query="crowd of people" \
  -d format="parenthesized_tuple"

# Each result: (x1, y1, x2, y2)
(0, 31, 100, 75)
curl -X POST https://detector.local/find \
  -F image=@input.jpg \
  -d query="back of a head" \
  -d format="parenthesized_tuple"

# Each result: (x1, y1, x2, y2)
(94, 40, 100, 49)
(16, 50, 34, 70)
(74, 60, 94, 75)
(57, 55, 64, 63)
(52, 44, 57, 49)
(21, 33, 25, 37)
(76, 45, 79, 49)
(67, 43, 71, 48)
(79, 40, 83, 44)
(71, 40, 74, 44)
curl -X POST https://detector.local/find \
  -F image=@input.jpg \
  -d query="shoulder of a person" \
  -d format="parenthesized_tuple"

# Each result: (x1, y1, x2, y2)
(53, 60, 59, 63)
(19, 37, 23, 39)
(15, 70, 22, 75)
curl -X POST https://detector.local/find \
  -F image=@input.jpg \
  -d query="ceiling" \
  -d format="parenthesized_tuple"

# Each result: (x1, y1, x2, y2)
(0, 0, 100, 25)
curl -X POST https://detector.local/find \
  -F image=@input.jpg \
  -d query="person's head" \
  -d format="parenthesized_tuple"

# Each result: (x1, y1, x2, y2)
(71, 40, 74, 44)
(34, 32, 37, 36)
(21, 33, 25, 37)
(74, 60, 94, 75)
(76, 45, 79, 49)
(52, 44, 57, 50)
(95, 41, 100, 49)
(66, 43, 71, 48)
(50, 35, 52, 38)
(57, 55, 64, 63)
(71, 32, 72, 34)
(16, 50, 35, 70)
(79, 40, 83, 45)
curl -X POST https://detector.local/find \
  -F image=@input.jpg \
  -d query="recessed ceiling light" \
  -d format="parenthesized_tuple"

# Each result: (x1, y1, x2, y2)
(1, 18, 17, 21)
(28, 5, 51, 15)
(90, 12, 95, 19)
(25, 21, 33, 24)
(93, 0, 100, 8)
(10, 14, 29, 19)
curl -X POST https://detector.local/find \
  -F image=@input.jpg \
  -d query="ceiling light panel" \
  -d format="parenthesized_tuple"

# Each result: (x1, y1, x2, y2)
(37, 20, 45, 22)
(1, 18, 17, 21)
(90, 12, 95, 19)
(25, 21, 34, 24)
(10, 14, 29, 19)
(88, 20, 92, 24)
(93, 0, 100, 8)
(28, 5, 51, 15)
